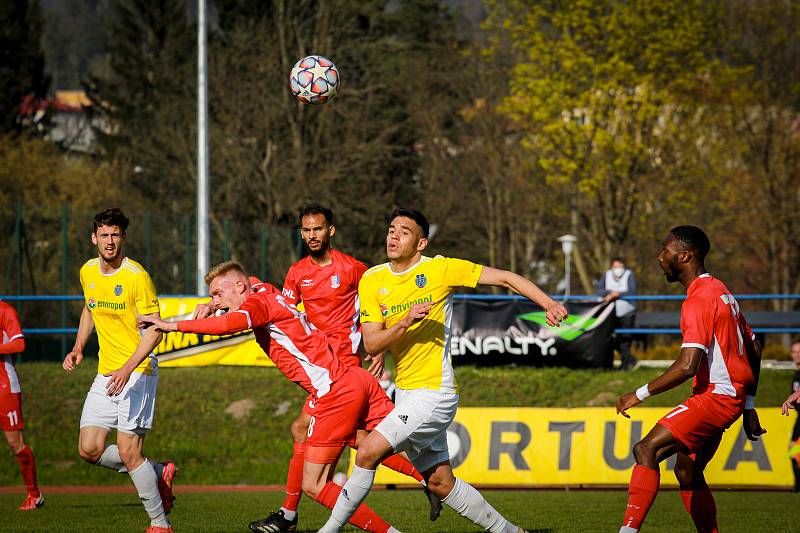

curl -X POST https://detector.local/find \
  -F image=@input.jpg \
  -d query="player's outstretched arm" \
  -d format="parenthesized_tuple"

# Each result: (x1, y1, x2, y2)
(477, 266, 567, 327)
(616, 346, 704, 418)
(105, 311, 164, 396)
(64, 305, 94, 372)
(361, 302, 432, 354)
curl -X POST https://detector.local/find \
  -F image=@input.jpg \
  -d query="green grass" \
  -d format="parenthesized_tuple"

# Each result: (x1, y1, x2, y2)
(1, 489, 798, 532)
(0, 362, 794, 486)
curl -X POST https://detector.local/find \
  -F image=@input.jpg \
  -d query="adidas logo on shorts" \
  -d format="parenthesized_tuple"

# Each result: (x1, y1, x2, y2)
(398, 415, 408, 424)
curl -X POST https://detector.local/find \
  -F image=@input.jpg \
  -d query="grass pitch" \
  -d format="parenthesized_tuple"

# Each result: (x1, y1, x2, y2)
(2, 489, 799, 532)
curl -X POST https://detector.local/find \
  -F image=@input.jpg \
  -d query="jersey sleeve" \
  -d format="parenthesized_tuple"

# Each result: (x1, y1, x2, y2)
(134, 271, 160, 316)
(352, 260, 368, 286)
(358, 274, 383, 324)
(282, 265, 300, 306)
(442, 257, 483, 289)
(680, 297, 713, 352)
(238, 295, 273, 328)
(1, 304, 23, 341)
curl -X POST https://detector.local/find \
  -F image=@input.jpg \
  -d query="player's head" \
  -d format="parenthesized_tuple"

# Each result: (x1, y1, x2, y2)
(205, 261, 251, 312)
(387, 207, 429, 262)
(791, 338, 800, 368)
(91, 208, 129, 264)
(299, 204, 335, 258)
(658, 225, 710, 283)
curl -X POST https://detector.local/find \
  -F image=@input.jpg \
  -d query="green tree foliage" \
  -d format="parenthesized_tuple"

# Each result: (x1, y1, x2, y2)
(484, 0, 721, 280)
(84, 0, 195, 212)
(0, 0, 49, 133)
(699, 0, 800, 299)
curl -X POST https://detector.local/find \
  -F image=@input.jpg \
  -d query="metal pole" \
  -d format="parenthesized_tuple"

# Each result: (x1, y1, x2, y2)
(564, 252, 571, 297)
(196, 0, 210, 295)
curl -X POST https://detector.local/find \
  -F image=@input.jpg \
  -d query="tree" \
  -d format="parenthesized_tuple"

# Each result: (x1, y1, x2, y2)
(0, 0, 49, 133)
(483, 0, 720, 279)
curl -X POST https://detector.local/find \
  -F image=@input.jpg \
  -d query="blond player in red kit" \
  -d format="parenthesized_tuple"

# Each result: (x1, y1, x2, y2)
(142, 261, 424, 533)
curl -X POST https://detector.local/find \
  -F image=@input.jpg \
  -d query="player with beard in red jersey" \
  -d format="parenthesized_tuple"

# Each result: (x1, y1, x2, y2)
(141, 261, 418, 533)
(615, 226, 766, 533)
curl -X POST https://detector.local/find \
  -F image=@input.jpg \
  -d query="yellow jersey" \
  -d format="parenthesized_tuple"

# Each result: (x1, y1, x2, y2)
(79, 257, 160, 375)
(359, 255, 482, 393)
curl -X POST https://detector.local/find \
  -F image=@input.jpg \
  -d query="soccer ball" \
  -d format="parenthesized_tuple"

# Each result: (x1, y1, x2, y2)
(289, 55, 340, 105)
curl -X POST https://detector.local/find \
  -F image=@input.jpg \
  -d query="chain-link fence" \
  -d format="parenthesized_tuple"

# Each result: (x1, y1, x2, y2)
(0, 202, 300, 359)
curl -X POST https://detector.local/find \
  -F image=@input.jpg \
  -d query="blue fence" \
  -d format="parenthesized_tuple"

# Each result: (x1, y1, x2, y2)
(5, 293, 800, 336)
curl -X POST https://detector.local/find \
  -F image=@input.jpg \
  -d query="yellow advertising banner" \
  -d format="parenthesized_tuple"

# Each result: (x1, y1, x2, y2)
(154, 297, 273, 367)
(363, 407, 794, 487)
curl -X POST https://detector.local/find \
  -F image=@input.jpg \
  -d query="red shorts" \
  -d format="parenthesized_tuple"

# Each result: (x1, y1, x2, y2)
(0, 391, 24, 431)
(303, 366, 394, 448)
(657, 393, 742, 454)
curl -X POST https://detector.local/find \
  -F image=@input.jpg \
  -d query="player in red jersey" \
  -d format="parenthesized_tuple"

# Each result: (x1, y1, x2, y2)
(142, 261, 414, 533)
(246, 204, 430, 532)
(615, 226, 766, 533)
(0, 300, 42, 511)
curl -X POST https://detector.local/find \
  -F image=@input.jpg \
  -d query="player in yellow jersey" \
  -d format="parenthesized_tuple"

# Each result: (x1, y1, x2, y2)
(62, 208, 176, 533)
(319, 208, 568, 533)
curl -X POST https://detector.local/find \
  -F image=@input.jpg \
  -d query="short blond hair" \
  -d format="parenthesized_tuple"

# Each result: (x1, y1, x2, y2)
(204, 261, 248, 286)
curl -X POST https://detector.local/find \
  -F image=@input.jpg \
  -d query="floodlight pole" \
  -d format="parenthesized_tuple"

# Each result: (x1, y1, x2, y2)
(558, 234, 577, 297)
(196, 0, 210, 295)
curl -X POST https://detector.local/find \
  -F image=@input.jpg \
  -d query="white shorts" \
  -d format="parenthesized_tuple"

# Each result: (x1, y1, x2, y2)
(79, 372, 158, 434)
(374, 387, 459, 472)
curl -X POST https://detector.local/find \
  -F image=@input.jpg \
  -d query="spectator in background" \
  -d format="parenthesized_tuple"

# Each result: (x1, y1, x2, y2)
(598, 257, 638, 370)
(788, 339, 800, 492)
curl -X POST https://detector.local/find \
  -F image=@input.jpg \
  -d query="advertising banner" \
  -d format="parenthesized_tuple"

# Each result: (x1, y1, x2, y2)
(154, 297, 272, 367)
(451, 299, 616, 368)
(362, 408, 794, 487)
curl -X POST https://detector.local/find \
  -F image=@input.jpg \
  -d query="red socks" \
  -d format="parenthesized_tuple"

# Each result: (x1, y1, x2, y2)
(380, 453, 423, 482)
(621, 464, 660, 530)
(680, 488, 719, 533)
(15, 444, 40, 498)
(317, 481, 390, 533)
(282, 441, 305, 511)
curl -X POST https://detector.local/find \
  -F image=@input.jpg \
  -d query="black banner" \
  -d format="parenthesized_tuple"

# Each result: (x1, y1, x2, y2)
(450, 299, 616, 368)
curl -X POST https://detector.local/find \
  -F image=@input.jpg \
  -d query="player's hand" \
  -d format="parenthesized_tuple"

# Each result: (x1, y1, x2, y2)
(192, 302, 213, 319)
(616, 392, 640, 418)
(400, 302, 433, 328)
(782, 390, 800, 416)
(743, 409, 767, 441)
(104, 367, 133, 397)
(365, 352, 386, 379)
(63, 349, 83, 372)
(545, 301, 568, 327)
(138, 316, 176, 332)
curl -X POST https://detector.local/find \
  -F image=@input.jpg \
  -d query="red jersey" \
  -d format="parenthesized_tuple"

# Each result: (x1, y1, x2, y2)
(178, 282, 346, 398)
(680, 274, 755, 399)
(0, 300, 24, 394)
(282, 249, 367, 361)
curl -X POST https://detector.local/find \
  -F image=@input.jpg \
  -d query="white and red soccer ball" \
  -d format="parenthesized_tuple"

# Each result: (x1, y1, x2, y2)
(289, 55, 340, 105)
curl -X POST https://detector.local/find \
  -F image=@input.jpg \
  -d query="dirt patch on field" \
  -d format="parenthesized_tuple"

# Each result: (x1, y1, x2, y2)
(586, 391, 616, 407)
(225, 399, 256, 421)
(273, 400, 292, 417)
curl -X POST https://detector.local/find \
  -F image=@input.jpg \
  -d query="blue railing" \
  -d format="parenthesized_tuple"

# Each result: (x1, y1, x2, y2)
(4, 293, 800, 336)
